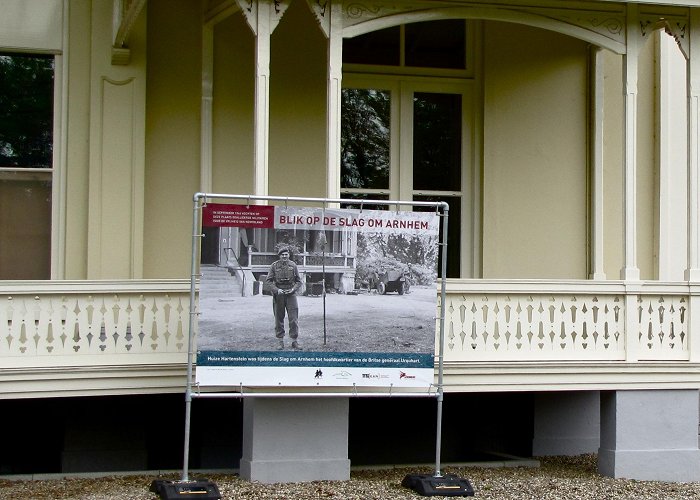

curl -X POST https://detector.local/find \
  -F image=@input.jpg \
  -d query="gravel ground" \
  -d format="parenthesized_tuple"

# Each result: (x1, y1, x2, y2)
(2, 455, 700, 499)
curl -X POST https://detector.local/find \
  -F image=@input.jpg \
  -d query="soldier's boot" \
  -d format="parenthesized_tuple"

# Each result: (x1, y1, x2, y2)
(291, 340, 301, 350)
(277, 339, 284, 350)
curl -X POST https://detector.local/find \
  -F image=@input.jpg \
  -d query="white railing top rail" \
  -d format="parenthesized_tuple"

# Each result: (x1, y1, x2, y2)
(0, 279, 190, 294)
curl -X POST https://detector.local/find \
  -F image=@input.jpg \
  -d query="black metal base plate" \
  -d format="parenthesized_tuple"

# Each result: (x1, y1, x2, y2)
(402, 473, 475, 497)
(149, 479, 221, 499)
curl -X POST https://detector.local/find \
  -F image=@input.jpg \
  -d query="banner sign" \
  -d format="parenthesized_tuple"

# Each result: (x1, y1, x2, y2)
(196, 203, 440, 388)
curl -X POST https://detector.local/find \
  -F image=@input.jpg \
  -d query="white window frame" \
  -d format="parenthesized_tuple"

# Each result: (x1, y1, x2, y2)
(0, 0, 66, 279)
(0, 49, 63, 280)
(341, 74, 476, 277)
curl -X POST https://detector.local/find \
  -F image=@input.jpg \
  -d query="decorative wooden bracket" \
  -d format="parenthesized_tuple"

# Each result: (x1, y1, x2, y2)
(112, 0, 147, 65)
(639, 7, 690, 58)
(306, 0, 330, 37)
(664, 17, 689, 59)
(235, 0, 292, 35)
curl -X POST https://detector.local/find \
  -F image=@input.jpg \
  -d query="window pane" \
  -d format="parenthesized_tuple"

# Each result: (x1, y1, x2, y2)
(413, 92, 461, 191)
(0, 53, 54, 168)
(414, 195, 460, 278)
(340, 193, 389, 211)
(341, 88, 391, 190)
(405, 20, 466, 69)
(0, 179, 51, 279)
(343, 26, 400, 66)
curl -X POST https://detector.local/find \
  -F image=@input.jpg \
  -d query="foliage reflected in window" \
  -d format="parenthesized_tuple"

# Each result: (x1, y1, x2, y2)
(0, 52, 54, 280)
(339, 192, 389, 211)
(0, 53, 54, 168)
(414, 196, 461, 278)
(413, 92, 461, 191)
(341, 88, 390, 190)
(342, 21, 469, 278)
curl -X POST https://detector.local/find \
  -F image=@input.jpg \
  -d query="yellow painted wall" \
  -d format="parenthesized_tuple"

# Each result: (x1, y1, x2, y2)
(212, 13, 255, 195)
(63, 0, 91, 279)
(268, 0, 327, 198)
(482, 22, 589, 279)
(209, 0, 328, 199)
(636, 34, 657, 280)
(600, 41, 658, 281)
(142, 0, 328, 278)
(143, 0, 202, 278)
(602, 49, 624, 280)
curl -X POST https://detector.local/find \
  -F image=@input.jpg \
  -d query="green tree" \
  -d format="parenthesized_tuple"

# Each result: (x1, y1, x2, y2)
(341, 88, 390, 189)
(0, 53, 54, 168)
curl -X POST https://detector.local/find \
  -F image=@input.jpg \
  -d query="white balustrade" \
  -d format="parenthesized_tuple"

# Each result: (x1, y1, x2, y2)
(0, 280, 694, 369)
(636, 295, 688, 360)
(442, 281, 692, 363)
(443, 293, 626, 361)
(0, 281, 191, 367)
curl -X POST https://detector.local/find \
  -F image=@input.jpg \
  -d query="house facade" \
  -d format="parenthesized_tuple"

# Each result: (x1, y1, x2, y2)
(200, 223, 358, 296)
(3, 0, 700, 482)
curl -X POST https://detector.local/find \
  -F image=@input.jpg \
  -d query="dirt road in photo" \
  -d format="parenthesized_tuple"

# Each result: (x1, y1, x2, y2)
(198, 286, 438, 353)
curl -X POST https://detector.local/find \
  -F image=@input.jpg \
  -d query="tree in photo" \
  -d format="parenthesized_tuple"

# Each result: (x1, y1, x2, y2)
(0, 53, 54, 168)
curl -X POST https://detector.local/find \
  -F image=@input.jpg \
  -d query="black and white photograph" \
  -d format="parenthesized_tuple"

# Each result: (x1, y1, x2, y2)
(196, 206, 440, 355)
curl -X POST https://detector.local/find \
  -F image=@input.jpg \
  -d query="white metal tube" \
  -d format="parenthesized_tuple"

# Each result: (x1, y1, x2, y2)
(182, 196, 203, 482)
(193, 192, 444, 208)
(192, 392, 438, 398)
(434, 202, 449, 477)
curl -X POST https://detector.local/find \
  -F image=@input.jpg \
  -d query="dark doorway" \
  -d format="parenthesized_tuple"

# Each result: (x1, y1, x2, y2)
(201, 226, 221, 265)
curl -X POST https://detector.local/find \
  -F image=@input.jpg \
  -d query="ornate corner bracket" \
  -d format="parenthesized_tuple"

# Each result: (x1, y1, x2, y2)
(639, 7, 689, 58)
(663, 19, 689, 58)
(235, 0, 292, 35)
(307, 0, 331, 37)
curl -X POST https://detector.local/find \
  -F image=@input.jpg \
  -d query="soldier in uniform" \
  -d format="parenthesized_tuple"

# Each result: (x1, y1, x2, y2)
(266, 246, 302, 350)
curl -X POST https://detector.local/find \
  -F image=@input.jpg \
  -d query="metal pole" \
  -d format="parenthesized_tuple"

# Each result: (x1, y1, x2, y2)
(434, 202, 449, 478)
(189, 192, 443, 210)
(192, 390, 438, 398)
(322, 249, 327, 345)
(320, 204, 328, 344)
(182, 195, 203, 482)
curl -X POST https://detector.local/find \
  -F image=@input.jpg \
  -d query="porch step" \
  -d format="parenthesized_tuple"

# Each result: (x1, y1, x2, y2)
(200, 265, 243, 298)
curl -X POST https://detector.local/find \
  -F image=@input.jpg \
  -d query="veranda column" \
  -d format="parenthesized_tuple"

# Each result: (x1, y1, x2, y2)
(687, 9, 700, 282)
(622, 6, 641, 363)
(308, 0, 343, 199)
(687, 9, 700, 362)
(590, 47, 605, 280)
(200, 22, 214, 193)
(658, 32, 688, 281)
(621, 4, 640, 281)
(236, 0, 290, 197)
(253, 1, 272, 197)
(327, 1, 343, 199)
